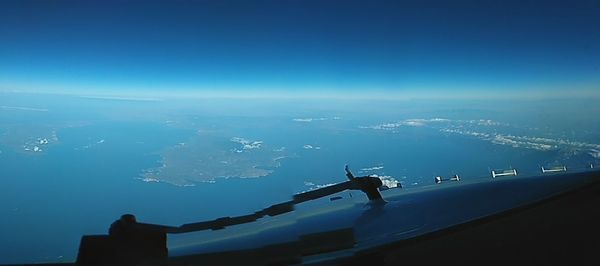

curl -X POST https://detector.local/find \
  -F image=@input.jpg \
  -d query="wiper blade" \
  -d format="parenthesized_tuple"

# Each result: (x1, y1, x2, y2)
(170, 165, 383, 233)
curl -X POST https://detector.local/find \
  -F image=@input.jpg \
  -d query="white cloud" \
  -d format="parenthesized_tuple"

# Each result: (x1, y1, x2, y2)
(292, 117, 329, 122)
(231, 137, 263, 151)
(303, 144, 321, 150)
(360, 165, 384, 172)
(469, 119, 505, 126)
(588, 149, 600, 159)
(362, 118, 509, 131)
(302, 182, 338, 193)
(365, 117, 600, 159)
(441, 128, 600, 154)
(0, 106, 48, 112)
(140, 177, 160, 183)
(303, 181, 315, 186)
(80, 95, 161, 102)
(22, 136, 55, 153)
(74, 138, 106, 151)
(293, 118, 314, 122)
(361, 118, 451, 130)
(371, 175, 401, 188)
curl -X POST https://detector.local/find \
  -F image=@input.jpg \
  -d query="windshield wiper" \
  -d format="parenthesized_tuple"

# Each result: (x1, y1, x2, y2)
(76, 166, 388, 265)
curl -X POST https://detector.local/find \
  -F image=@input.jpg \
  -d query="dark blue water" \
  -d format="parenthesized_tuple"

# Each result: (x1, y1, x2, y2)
(0, 122, 294, 263)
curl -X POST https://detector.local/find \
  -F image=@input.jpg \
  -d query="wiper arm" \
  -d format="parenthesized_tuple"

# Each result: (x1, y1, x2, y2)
(170, 165, 383, 233)
(75, 166, 387, 265)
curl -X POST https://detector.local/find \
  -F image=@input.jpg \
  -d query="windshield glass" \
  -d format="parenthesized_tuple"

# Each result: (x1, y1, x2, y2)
(1, 0, 599, 264)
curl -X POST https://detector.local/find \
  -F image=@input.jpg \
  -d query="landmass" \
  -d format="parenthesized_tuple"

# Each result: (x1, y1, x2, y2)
(141, 131, 289, 186)
(0, 126, 59, 154)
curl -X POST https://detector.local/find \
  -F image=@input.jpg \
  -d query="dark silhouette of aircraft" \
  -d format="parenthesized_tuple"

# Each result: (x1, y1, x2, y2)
(19, 165, 600, 265)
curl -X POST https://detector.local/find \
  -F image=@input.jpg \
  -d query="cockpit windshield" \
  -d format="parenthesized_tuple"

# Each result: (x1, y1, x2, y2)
(1, 0, 599, 264)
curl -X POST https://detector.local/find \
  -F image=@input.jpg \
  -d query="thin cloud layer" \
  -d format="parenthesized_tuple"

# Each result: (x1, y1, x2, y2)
(0, 106, 48, 112)
(363, 118, 600, 160)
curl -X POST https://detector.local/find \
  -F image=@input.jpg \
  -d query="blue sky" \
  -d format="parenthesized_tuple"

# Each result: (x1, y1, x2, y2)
(1, 0, 599, 99)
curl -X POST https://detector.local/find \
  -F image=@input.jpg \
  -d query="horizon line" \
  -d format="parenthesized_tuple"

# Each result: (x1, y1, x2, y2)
(1, 87, 599, 101)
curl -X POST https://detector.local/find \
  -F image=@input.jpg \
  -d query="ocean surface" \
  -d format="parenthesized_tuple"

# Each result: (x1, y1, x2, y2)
(1, 96, 599, 263)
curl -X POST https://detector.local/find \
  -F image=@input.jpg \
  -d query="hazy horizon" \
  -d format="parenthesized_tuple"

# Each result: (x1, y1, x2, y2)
(2, 0, 599, 100)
